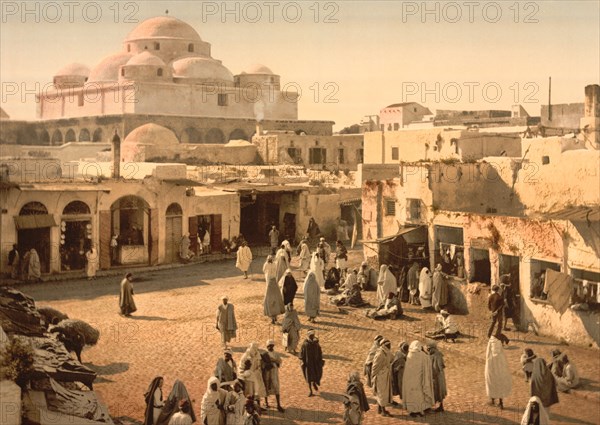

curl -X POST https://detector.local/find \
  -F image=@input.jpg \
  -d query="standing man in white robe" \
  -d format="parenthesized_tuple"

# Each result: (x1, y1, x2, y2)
(201, 377, 227, 425)
(403, 340, 434, 417)
(263, 340, 285, 412)
(274, 244, 289, 283)
(309, 252, 325, 290)
(376, 265, 397, 305)
(85, 245, 99, 280)
(216, 296, 237, 349)
(485, 335, 512, 409)
(262, 255, 277, 283)
(297, 238, 311, 274)
(224, 380, 245, 425)
(372, 338, 393, 417)
(239, 342, 267, 409)
(236, 241, 253, 279)
(419, 267, 433, 309)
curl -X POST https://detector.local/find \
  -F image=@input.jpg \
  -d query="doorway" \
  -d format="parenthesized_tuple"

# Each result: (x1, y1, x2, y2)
(165, 203, 183, 263)
(471, 248, 491, 284)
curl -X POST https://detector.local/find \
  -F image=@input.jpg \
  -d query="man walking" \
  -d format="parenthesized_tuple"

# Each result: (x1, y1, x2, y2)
(268, 226, 280, 250)
(262, 340, 285, 412)
(300, 329, 324, 397)
(217, 296, 238, 349)
(236, 241, 253, 279)
(487, 285, 504, 338)
(119, 272, 137, 317)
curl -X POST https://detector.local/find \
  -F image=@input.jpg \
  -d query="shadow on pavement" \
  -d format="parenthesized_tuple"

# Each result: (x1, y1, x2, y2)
(84, 362, 129, 375)
(127, 315, 168, 321)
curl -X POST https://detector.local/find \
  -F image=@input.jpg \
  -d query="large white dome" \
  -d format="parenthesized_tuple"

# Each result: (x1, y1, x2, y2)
(124, 124, 179, 146)
(172, 57, 233, 83)
(88, 52, 133, 83)
(126, 16, 202, 42)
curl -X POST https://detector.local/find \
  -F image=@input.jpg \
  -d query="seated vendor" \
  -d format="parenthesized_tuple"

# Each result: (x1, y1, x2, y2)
(367, 291, 403, 320)
(427, 309, 459, 342)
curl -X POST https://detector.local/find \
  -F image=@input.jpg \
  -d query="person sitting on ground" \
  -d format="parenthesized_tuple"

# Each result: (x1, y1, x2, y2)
(554, 354, 579, 393)
(367, 291, 403, 320)
(357, 262, 377, 291)
(329, 275, 365, 308)
(426, 309, 459, 342)
(324, 267, 341, 292)
(549, 349, 564, 377)
(520, 348, 536, 383)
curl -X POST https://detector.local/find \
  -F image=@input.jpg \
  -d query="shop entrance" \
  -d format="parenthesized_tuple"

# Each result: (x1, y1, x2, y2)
(60, 201, 92, 271)
(15, 201, 55, 274)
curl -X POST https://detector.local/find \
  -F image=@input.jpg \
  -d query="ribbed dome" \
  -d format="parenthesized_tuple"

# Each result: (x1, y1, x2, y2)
(126, 52, 166, 67)
(88, 52, 133, 82)
(243, 64, 274, 75)
(123, 124, 179, 146)
(55, 62, 90, 77)
(126, 16, 202, 41)
(172, 57, 233, 83)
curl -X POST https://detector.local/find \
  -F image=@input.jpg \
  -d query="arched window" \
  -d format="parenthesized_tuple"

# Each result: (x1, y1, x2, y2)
(166, 203, 183, 216)
(92, 128, 103, 142)
(79, 129, 91, 142)
(181, 127, 202, 144)
(157, 68, 163, 77)
(188, 43, 194, 52)
(205, 128, 225, 144)
(20, 202, 48, 216)
(51, 130, 63, 145)
(65, 129, 76, 142)
(63, 201, 91, 215)
(229, 128, 248, 141)
(40, 130, 50, 145)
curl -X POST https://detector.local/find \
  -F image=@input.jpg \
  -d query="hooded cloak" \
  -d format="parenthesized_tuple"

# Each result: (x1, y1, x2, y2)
(419, 268, 432, 308)
(264, 276, 285, 318)
(303, 271, 321, 318)
(485, 336, 512, 399)
(309, 253, 325, 288)
(201, 377, 227, 425)
(432, 267, 448, 311)
(530, 358, 559, 407)
(143, 376, 163, 425)
(376, 265, 397, 305)
(371, 342, 393, 406)
(402, 341, 434, 413)
(520, 396, 550, 425)
(156, 380, 196, 425)
(280, 271, 298, 305)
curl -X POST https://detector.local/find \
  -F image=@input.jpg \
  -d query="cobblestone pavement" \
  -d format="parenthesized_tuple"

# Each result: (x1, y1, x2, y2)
(19, 249, 600, 425)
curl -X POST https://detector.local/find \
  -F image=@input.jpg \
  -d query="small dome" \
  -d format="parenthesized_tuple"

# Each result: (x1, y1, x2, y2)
(123, 124, 179, 146)
(88, 52, 134, 83)
(243, 64, 274, 75)
(126, 52, 166, 67)
(172, 57, 233, 83)
(55, 62, 90, 77)
(126, 16, 202, 42)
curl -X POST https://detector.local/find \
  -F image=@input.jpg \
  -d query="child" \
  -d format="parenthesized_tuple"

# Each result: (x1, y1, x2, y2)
(520, 348, 536, 382)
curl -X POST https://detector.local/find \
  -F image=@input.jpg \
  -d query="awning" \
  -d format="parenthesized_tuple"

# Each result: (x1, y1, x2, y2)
(543, 206, 600, 222)
(365, 226, 427, 244)
(339, 197, 362, 206)
(545, 269, 573, 315)
(14, 215, 57, 229)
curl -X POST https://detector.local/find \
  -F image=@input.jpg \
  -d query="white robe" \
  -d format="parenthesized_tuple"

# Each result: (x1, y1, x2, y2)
(85, 249, 99, 278)
(520, 396, 550, 425)
(200, 377, 227, 425)
(274, 249, 289, 283)
(236, 246, 253, 272)
(485, 336, 512, 399)
(298, 243, 311, 271)
(263, 260, 277, 283)
(239, 346, 266, 398)
(225, 390, 245, 425)
(371, 345, 393, 406)
(402, 341, 434, 413)
(376, 265, 397, 305)
(303, 271, 321, 318)
(309, 254, 325, 289)
(419, 268, 433, 308)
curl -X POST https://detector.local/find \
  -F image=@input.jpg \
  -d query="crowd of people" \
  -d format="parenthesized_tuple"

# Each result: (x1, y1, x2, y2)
(108, 223, 585, 425)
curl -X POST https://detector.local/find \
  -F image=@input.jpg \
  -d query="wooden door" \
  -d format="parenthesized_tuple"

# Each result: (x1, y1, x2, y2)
(165, 216, 182, 263)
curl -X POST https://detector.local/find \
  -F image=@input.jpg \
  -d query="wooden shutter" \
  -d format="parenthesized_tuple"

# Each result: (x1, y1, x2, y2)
(211, 214, 222, 252)
(99, 210, 111, 269)
(150, 208, 159, 265)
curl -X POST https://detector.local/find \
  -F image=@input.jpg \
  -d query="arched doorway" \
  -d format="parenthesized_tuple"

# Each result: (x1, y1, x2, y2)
(51, 130, 63, 145)
(16, 201, 55, 274)
(205, 128, 225, 144)
(165, 203, 183, 263)
(92, 128, 103, 142)
(229, 128, 248, 141)
(60, 201, 92, 271)
(110, 196, 151, 265)
(40, 130, 50, 145)
(79, 129, 91, 142)
(65, 129, 76, 142)
(181, 127, 202, 143)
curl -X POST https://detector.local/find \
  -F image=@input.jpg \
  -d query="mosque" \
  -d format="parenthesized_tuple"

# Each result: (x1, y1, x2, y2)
(3, 16, 333, 147)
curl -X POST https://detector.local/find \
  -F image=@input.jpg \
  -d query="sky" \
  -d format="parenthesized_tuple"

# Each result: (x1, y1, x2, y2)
(1, 1, 599, 130)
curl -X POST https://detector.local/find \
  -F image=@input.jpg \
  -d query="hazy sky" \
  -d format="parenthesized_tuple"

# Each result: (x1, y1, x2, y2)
(1, 1, 599, 130)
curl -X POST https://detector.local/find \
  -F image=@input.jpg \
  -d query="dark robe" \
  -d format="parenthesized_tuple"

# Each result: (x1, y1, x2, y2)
(391, 345, 408, 398)
(430, 349, 447, 403)
(282, 275, 298, 306)
(399, 266, 409, 302)
(530, 358, 559, 408)
(143, 376, 163, 425)
(300, 337, 324, 385)
(119, 278, 137, 315)
(407, 264, 419, 292)
(346, 380, 370, 413)
(156, 380, 196, 425)
(214, 358, 237, 383)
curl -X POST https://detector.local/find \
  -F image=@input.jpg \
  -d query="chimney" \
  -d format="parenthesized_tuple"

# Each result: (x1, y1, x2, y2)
(256, 121, 263, 136)
(112, 130, 121, 179)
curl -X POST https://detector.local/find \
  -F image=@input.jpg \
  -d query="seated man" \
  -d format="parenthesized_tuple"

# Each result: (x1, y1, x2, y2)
(325, 267, 341, 292)
(426, 309, 459, 342)
(554, 354, 580, 392)
(330, 282, 365, 307)
(366, 291, 403, 320)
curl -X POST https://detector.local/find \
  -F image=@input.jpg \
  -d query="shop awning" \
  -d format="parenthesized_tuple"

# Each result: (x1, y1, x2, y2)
(339, 197, 362, 206)
(365, 225, 427, 244)
(543, 206, 600, 222)
(14, 215, 57, 230)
